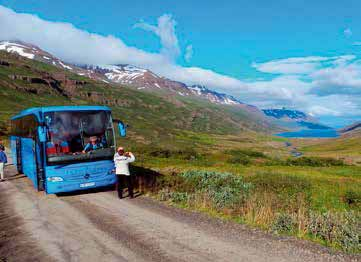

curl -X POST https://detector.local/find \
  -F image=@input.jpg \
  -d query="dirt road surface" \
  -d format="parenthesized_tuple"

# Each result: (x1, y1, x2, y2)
(0, 164, 359, 262)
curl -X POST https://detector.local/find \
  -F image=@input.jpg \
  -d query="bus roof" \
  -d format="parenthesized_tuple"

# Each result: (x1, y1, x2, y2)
(11, 106, 111, 120)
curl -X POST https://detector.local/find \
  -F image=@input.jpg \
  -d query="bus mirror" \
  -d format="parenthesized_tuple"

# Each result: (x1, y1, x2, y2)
(117, 121, 127, 137)
(38, 126, 47, 142)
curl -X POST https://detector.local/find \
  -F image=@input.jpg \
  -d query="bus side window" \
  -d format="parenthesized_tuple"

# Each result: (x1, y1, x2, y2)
(11, 115, 38, 138)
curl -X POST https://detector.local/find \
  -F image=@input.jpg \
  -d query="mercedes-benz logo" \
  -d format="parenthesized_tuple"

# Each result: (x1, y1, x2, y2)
(84, 174, 90, 179)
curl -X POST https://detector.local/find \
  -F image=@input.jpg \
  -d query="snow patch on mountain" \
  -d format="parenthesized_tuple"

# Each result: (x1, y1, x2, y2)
(59, 61, 72, 70)
(188, 85, 241, 105)
(0, 41, 35, 59)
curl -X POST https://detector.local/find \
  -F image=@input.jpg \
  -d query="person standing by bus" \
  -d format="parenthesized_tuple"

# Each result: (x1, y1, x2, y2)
(0, 145, 7, 182)
(114, 147, 135, 199)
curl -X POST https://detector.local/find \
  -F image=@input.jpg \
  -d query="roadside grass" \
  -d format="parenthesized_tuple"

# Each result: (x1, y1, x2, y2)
(135, 149, 361, 253)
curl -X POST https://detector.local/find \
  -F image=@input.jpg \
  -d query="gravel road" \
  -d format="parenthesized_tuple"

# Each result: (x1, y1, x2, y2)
(0, 165, 359, 262)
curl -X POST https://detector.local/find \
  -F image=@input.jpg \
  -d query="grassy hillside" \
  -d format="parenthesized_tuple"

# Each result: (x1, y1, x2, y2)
(291, 132, 361, 165)
(0, 50, 275, 150)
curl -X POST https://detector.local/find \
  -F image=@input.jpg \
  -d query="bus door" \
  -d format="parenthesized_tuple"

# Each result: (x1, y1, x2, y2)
(10, 136, 19, 172)
(21, 138, 38, 190)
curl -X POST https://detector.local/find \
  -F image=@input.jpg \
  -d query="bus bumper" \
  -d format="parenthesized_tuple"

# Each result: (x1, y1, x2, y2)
(46, 176, 117, 194)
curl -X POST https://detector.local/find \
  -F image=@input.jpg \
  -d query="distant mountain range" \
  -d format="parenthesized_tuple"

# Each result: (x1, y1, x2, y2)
(339, 122, 361, 134)
(262, 108, 308, 120)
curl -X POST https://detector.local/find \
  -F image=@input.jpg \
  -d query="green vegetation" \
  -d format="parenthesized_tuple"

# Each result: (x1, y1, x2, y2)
(136, 148, 361, 253)
(150, 168, 360, 253)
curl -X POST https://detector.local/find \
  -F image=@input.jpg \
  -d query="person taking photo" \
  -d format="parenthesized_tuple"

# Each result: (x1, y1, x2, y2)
(114, 147, 135, 199)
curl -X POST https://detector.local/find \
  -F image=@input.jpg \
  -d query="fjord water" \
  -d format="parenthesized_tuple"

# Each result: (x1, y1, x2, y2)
(276, 129, 339, 138)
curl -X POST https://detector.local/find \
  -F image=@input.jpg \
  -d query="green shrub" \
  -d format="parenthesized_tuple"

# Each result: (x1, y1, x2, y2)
(343, 190, 361, 206)
(169, 192, 189, 204)
(247, 172, 311, 197)
(271, 213, 297, 234)
(158, 188, 172, 201)
(246, 172, 312, 211)
(286, 157, 345, 167)
(225, 149, 266, 158)
(146, 147, 202, 160)
(227, 155, 251, 165)
(179, 170, 253, 209)
(307, 211, 361, 252)
(264, 157, 346, 167)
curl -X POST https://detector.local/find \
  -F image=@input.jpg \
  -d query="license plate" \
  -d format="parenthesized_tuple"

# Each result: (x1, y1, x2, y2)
(80, 182, 95, 188)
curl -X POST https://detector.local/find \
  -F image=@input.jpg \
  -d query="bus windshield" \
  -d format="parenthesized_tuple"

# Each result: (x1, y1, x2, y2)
(44, 110, 115, 164)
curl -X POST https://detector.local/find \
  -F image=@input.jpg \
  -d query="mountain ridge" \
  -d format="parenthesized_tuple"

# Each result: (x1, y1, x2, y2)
(339, 121, 361, 134)
(262, 108, 331, 131)
(0, 40, 255, 110)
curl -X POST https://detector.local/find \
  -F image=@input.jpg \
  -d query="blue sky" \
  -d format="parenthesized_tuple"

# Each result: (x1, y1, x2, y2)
(0, 0, 360, 127)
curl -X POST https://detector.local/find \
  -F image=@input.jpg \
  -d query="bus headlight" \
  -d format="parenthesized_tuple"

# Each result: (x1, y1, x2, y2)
(47, 177, 64, 182)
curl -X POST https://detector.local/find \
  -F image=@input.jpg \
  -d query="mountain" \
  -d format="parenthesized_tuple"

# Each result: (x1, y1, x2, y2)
(0, 41, 255, 109)
(262, 108, 331, 131)
(263, 108, 311, 121)
(0, 41, 280, 150)
(339, 122, 361, 135)
(0, 41, 74, 70)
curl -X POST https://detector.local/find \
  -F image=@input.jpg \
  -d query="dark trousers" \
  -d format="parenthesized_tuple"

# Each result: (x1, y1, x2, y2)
(116, 174, 134, 199)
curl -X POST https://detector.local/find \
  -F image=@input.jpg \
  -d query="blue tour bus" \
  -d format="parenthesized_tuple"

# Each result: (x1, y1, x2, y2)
(10, 106, 126, 194)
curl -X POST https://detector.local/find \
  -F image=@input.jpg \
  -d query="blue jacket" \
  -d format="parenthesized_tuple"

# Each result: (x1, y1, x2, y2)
(83, 142, 103, 152)
(0, 151, 7, 163)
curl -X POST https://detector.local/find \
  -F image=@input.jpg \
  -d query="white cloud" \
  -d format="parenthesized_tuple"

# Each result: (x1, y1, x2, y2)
(344, 28, 353, 37)
(0, 5, 360, 119)
(310, 63, 361, 96)
(134, 14, 180, 61)
(0, 6, 244, 91)
(0, 5, 166, 66)
(184, 44, 193, 62)
(252, 55, 356, 74)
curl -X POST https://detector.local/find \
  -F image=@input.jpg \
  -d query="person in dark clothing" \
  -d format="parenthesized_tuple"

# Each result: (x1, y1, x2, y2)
(0, 145, 7, 182)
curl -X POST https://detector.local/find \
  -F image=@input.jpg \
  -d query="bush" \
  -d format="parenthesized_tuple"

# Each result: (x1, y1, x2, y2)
(179, 170, 253, 209)
(307, 211, 361, 252)
(286, 157, 345, 167)
(343, 190, 361, 206)
(264, 157, 346, 167)
(227, 155, 251, 165)
(225, 149, 267, 165)
(271, 213, 297, 234)
(247, 172, 311, 197)
(146, 148, 202, 160)
(225, 149, 266, 158)
(169, 192, 189, 204)
(246, 172, 312, 211)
